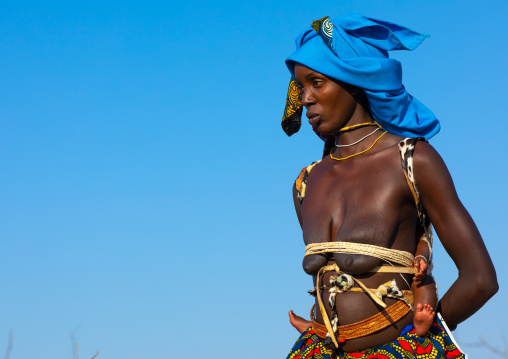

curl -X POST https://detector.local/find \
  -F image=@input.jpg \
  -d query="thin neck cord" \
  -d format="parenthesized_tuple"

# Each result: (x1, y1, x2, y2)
(336, 127, 380, 148)
(330, 131, 387, 161)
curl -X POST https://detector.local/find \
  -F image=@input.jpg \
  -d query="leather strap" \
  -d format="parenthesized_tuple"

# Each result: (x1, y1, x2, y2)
(369, 265, 416, 274)
(310, 297, 413, 342)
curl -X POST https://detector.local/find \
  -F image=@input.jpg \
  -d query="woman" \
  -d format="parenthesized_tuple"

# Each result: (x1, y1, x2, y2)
(282, 14, 498, 358)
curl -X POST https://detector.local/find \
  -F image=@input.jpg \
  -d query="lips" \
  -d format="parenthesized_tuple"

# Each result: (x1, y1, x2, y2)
(307, 112, 320, 126)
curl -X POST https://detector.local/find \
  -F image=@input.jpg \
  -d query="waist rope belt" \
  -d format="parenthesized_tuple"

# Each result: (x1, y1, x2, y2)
(305, 242, 416, 348)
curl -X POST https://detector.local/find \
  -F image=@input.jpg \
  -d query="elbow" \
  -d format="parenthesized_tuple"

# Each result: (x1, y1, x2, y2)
(483, 267, 499, 299)
(469, 274, 499, 302)
(486, 278, 499, 299)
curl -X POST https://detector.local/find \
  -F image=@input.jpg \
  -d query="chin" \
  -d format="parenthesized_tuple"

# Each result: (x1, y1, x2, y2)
(315, 124, 335, 136)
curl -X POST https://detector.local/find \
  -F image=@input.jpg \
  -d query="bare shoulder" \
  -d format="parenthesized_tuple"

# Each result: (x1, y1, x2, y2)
(411, 140, 455, 191)
(409, 140, 465, 227)
(413, 140, 446, 170)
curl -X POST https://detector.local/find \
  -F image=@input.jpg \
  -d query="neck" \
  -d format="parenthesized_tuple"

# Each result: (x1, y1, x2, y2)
(333, 111, 383, 157)
(334, 107, 375, 141)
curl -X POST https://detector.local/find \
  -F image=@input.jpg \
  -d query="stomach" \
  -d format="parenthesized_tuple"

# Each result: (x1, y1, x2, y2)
(312, 259, 414, 352)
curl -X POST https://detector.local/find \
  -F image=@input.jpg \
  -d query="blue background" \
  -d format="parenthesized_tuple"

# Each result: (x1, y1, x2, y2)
(0, 1, 506, 358)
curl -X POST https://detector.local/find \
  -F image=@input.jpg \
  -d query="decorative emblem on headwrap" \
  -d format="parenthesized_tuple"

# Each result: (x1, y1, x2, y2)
(311, 16, 333, 49)
(281, 16, 333, 137)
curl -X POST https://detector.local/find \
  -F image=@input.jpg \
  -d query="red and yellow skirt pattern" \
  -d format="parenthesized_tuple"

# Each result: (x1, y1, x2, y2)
(287, 314, 466, 359)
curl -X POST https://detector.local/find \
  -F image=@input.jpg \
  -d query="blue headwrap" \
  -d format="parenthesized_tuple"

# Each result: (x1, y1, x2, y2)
(281, 14, 440, 143)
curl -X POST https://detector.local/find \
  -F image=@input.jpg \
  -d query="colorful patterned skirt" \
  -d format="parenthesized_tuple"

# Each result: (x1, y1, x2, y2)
(287, 314, 467, 359)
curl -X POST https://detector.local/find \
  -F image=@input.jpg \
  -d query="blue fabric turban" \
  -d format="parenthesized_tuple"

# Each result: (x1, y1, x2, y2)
(281, 14, 440, 144)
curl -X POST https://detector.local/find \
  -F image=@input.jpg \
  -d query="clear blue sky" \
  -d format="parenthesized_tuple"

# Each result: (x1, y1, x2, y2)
(1, 1, 507, 358)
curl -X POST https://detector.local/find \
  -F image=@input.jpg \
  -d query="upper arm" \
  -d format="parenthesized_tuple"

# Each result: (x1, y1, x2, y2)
(413, 141, 496, 279)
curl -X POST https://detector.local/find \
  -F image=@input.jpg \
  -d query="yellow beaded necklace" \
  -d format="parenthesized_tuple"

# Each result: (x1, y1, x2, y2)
(338, 122, 381, 134)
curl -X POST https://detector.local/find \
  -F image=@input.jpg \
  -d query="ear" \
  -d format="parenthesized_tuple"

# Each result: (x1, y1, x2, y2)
(349, 86, 363, 97)
(351, 87, 369, 109)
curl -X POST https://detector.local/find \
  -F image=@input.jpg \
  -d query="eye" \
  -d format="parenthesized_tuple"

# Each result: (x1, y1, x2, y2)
(312, 79, 323, 87)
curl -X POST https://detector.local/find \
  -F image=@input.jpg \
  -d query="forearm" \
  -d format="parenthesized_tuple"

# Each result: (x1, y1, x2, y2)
(435, 214, 498, 327)
(438, 271, 498, 327)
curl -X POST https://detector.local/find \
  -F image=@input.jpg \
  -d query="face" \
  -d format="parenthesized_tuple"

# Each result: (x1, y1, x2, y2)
(293, 63, 359, 136)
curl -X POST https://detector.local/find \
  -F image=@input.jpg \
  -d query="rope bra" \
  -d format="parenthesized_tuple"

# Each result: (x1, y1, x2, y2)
(305, 242, 415, 267)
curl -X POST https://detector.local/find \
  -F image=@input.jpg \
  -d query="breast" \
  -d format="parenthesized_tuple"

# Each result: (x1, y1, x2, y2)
(332, 252, 382, 274)
(332, 224, 395, 273)
(300, 157, 410, 275)
(303, 210, 400, 273)
(302, 253, 329, 275)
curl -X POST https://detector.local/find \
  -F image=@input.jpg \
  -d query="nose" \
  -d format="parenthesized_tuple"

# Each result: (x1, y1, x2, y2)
(301, 88, 315, 108)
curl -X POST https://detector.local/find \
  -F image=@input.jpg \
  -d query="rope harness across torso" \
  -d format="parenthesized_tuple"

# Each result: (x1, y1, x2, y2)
(305, 242, 416, 348)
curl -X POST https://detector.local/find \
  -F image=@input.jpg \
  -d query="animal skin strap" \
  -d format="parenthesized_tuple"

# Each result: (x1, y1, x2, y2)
(294, 161, 320, 203)
(398, 137, 434, 264)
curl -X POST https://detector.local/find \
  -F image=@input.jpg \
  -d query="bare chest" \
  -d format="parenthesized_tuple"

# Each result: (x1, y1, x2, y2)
(300, 155, 416, 273)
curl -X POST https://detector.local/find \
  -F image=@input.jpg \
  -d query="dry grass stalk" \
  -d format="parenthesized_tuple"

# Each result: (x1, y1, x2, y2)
(3, 331, 13, 359)
(74, 341, 99, 359)
(467, 335, 508, 358)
